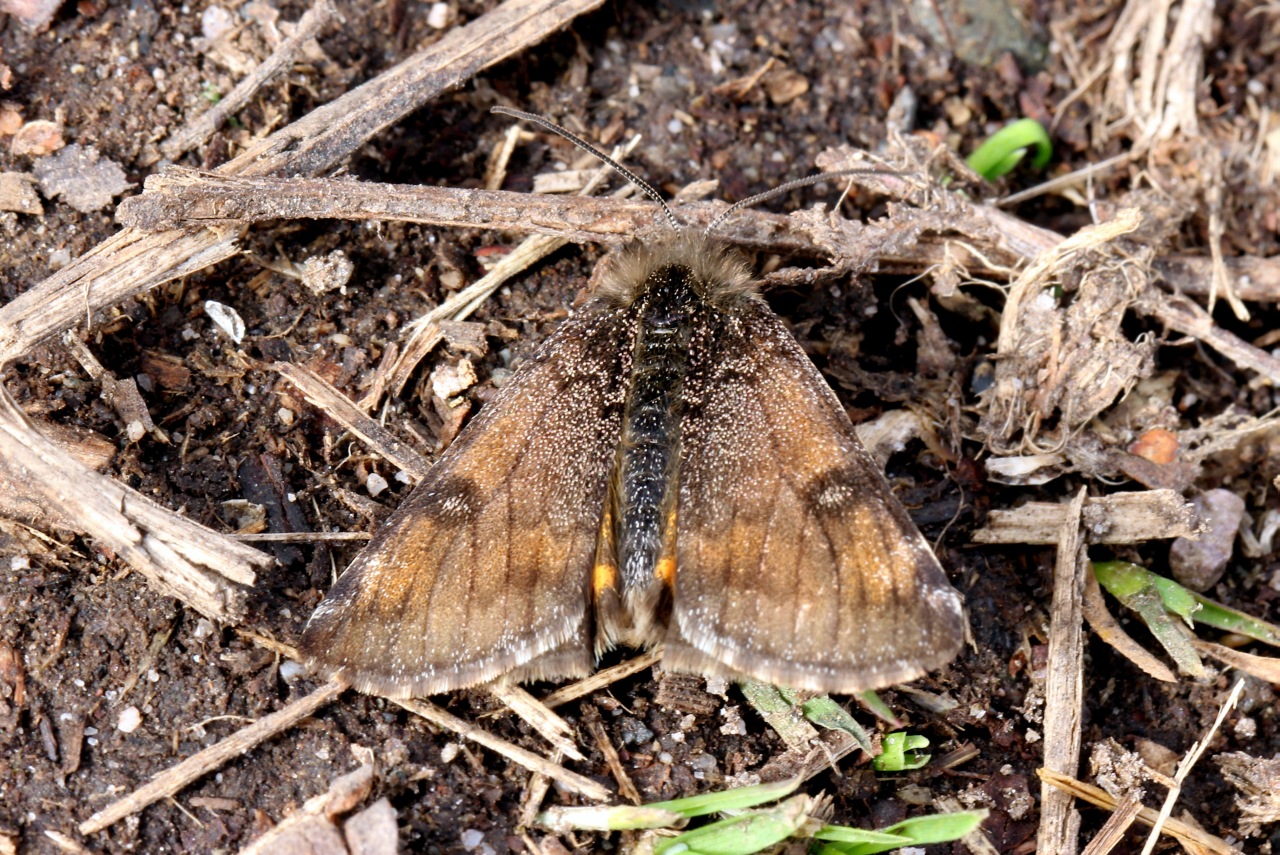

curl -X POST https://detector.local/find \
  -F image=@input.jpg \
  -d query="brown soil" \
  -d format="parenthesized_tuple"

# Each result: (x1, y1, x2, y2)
(1, 1, 1278, 853)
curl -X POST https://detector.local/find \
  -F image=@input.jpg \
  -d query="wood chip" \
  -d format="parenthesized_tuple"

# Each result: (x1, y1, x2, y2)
(973, 489, 1199, 544)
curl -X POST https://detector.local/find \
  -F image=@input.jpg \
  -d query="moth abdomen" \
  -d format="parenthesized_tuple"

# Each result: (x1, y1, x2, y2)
(615, 265, 698, 597)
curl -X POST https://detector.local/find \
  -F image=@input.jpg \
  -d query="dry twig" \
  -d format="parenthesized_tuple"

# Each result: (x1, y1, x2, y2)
(1038, 488, 1090, 855)
(972, 489, 1198, 545)
(394, 698, 611, 802)
(0, 389, 264, 621)
(80, 679, 348, 835)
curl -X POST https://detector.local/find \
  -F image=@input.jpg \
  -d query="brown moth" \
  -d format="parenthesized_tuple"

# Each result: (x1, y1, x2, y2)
(300, 109, 966, 698)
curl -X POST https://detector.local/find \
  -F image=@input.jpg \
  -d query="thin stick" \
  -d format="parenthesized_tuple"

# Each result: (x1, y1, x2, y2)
(1038, 488, 1089, 855)
(231, 531, 372, 543)
(1139, 679, 1245, 855)
(273, 361, 431, 480)
(394, 698, 611, 802)
(539, 649, 661, 709)
(584, 712, 641, 805)
(1138, 290, 1280, 386)
(159, 0, 338, 160)
(80, 679, 347, 835)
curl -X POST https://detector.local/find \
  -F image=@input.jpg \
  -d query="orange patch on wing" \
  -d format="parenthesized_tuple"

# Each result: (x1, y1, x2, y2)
(591, 497, 619, 598)
(654, 556, 676, 588)
(654, 502, 678, 589)
(592, 561, 618, 597)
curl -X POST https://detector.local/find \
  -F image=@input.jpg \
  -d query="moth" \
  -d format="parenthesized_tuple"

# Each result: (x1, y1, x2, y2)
(300, 108, 966, 698)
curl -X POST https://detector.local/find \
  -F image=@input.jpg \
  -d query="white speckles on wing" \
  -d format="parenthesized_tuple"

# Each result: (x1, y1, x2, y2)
(667, 295, 966, 693)
(299, 297, 636, 697)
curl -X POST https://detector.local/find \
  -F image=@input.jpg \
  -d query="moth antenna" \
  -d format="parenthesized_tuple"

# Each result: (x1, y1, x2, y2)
(492, 106, 682, 233)
(703, 167, 902, 237)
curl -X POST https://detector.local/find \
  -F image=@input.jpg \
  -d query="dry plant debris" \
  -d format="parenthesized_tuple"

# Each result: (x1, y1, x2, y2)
(1, 0, 1279, 851)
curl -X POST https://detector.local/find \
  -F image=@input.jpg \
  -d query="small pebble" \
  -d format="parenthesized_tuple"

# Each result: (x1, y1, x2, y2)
(117, 706, 142, 734)
(201, 5, 236, 40)
(427, 2, 450, 29)
(1170, 488, 1246, 591)
(204, 300, 245, 343)
(366, 471, 389, 498)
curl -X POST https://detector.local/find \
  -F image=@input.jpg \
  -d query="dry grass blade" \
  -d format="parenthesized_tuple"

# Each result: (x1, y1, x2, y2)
(1192, 640, 1280, 683)
(1080, 792, 1144, 855)
(1039, 769, 1237, 854)
(1139, 679, 1245, 855)
(1081, 569, 1177, 683)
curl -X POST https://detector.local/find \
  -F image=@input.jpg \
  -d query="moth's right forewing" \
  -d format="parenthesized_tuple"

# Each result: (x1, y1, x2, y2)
(301, 300, 637, 697)
(666, 298, 966, 692)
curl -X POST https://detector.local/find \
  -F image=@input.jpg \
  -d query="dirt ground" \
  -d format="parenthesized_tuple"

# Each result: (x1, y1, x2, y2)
(1, 0, 1279, 853)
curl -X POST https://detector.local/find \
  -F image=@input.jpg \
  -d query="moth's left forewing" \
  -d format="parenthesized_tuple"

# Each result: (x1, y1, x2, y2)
(301, 299, 637, 697)
(666, 297, 966, 692)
